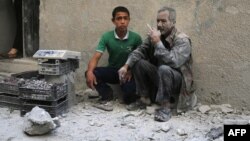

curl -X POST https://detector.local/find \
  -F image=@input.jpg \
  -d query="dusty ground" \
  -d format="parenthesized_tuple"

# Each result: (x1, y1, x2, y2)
(0, 93, 250, 141)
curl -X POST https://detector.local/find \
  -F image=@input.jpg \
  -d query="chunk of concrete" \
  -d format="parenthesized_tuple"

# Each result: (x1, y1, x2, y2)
(161, 124, 171, 132)
(177, 129, 187, 136)
(23, 106, 58, 135)
(220, 104, 234, 113)
(198, 105, 211, 114)
(210, 104, 234, 113)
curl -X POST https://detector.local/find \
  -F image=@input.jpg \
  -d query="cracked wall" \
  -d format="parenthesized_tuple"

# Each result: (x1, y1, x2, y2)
(39, 0, 250, 109)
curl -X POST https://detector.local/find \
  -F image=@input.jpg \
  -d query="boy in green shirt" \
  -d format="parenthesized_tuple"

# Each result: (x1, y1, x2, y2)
(85, 6, 142, 110)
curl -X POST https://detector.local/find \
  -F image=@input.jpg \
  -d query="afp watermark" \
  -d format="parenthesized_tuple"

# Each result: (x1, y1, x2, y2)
(224, 125, 250, 141)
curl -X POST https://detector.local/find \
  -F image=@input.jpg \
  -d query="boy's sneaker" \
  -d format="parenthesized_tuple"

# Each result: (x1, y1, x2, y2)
(84, 89, 99, 99)
(93, 101, 113, 111)
(126, 100, 147, 111)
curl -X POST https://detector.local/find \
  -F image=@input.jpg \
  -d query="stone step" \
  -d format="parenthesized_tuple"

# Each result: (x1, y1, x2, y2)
(0, 58, 38, 74)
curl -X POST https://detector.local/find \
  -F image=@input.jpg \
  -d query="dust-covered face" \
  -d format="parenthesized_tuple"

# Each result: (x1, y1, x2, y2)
(157, 11, 174, 36)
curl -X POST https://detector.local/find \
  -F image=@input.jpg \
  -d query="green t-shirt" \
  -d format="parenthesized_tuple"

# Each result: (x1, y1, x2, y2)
(96, 30, 142, 68)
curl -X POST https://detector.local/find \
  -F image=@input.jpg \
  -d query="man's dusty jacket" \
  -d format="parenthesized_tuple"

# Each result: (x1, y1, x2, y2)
(126, 27, 195, 102)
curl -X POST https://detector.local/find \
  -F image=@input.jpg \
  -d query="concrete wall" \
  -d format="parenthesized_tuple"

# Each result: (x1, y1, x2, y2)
(39, 0, 250, 109)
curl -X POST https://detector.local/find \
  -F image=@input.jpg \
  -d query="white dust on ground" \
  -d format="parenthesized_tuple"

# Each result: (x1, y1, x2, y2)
(0, 98, 250, 141)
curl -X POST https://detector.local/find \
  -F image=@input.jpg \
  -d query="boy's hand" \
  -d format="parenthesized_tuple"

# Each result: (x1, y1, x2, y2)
(86, 71, 97, 90)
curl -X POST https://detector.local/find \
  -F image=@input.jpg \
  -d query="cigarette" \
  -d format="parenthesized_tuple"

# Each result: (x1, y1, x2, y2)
(147, 24, 153, 30)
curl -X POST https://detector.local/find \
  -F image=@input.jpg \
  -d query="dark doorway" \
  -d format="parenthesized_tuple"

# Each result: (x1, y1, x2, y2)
(0, 0, 17, 58)
(0, 0, 39, 59)
(13, 0, 23, 58)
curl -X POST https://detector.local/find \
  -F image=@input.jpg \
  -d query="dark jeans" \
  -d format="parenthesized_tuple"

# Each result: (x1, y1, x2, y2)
(92, 67, 137, 104)
(132, 60, 182, 107)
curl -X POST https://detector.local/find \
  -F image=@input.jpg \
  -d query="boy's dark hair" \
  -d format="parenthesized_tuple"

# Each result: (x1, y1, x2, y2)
(112, 6, 130, 19)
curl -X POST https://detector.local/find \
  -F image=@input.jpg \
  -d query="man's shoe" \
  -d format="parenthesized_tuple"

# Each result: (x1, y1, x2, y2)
(154, 108, 172, 122)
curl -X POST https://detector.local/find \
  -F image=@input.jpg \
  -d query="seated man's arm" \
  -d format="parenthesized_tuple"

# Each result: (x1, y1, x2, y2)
(125, 38, 151, 68)
(154, 37, 191, 68)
